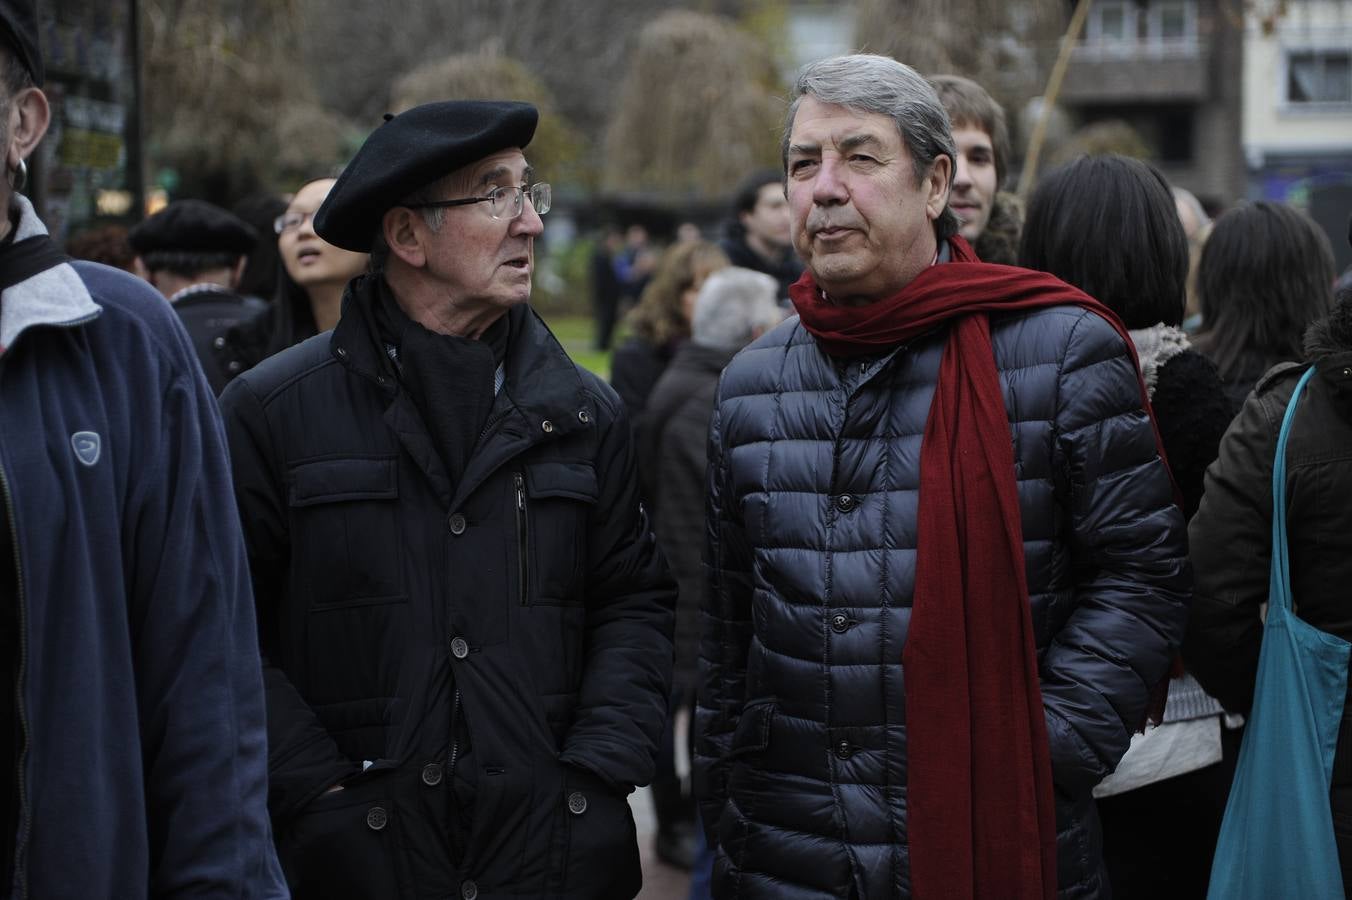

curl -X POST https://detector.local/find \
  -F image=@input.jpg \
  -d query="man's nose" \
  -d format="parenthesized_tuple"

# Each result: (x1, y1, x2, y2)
(812, 157, 849, 205)
(953, 155, 972, 188)
(513, 198, 545, 237)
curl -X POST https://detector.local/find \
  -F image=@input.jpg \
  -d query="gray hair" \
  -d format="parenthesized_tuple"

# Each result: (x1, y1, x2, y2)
(369, 174, 453, 270)
(691, 267, 783, 352)
(1171, 186, 1211, 238)
(783, 53, 959, 241)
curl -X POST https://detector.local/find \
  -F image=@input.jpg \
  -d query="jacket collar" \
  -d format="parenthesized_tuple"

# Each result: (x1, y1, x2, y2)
(330, 275, 590, 417)
(671, 340, 738, 375)
(0, 195, 101, 353)
(329, 275, 594, 504)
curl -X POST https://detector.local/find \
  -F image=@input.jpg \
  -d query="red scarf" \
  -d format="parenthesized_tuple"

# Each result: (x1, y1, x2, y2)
(790, 236, 1160, 899)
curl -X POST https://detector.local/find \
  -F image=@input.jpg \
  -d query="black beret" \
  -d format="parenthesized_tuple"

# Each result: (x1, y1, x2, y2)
(0, 0, 42, 85)
(128, 199, 258, 256)
(314, 100, 538, 253)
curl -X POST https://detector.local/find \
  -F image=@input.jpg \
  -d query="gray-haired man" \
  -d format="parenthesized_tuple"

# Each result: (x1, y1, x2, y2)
(694, 53, 1188, 898)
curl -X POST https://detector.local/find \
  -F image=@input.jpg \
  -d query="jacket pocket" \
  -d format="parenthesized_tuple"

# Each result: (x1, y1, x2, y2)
(517, 461, 599, 606)
(278, 779, 409, 899)
(554, 765, 641, 897)
(727, 700, 776, 760)
(288, 456, 404, 609)
(313, 696, 404, 766)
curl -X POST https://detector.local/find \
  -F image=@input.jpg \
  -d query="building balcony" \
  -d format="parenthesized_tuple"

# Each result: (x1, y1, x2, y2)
(1061, 40, 1211, 103)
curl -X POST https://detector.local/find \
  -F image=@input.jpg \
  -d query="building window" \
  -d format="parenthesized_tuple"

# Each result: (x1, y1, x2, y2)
(1287, 50, 1352, 105)
(1087, 0, 1134, 44)
(1148, 0, 1197, 47)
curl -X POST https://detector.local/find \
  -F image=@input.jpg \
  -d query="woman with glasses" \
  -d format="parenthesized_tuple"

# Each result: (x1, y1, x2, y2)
(264, 176, 371, 355)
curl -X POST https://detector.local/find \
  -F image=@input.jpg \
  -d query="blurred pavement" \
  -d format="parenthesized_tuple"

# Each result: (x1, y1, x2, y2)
(631, 785, 693, 899)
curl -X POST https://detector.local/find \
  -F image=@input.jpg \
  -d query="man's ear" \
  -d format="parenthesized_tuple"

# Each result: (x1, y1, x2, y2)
(6, 87, 49, 174)
(924, 155, 953, 222)
(382, 206, 427, 269)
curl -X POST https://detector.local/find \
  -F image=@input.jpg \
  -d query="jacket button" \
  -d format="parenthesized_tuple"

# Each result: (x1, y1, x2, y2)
(830, 614, 849, 633)
(366, 806, 388, 831)
(567, 790, 588, 815)
(835, 494, 857, 512)
(213, 336, 227, 349)
(450, 637, 470, 659)
(227, 360, 242, 373)
(421, 763, 443, 786)
(335, 346, 348, 359)
(835, 741, 853, 760)
(577, 409, 591, 424)
(447, 513, 467, 535)
(541, 420, 554, 433)
(461, 880, 478, 900)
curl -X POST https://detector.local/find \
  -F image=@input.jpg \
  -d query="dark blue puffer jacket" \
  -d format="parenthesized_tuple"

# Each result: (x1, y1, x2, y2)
(695, 304, 1191, 899)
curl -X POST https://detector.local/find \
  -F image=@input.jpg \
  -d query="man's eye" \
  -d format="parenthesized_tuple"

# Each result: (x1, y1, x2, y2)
(789, 159, 817, 174)
(850, 155, 877, 164)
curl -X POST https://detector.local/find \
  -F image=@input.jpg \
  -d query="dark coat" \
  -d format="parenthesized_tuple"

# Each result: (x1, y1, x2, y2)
(638, 342, 737, 696)
(696, 306, 1190, 899)
(1186, 298, 1352, 869)
(169, 285, 271, 394)
(718, 231, 804, 304)
(220, 278, 676, 900)
(610, 335, 676, 420)
(1190, 332, 1293, 416)
(0, 199, 283, 897)
(1146, 348, 1233, 519)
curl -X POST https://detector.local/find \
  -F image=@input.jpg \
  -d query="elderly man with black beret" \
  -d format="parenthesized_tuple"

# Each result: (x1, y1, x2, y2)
(130, 199, 270, 393)
(219, 100, 676, 899)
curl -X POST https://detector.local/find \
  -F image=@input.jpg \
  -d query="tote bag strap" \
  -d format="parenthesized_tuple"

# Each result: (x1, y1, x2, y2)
(1270, 366, 1317, 613)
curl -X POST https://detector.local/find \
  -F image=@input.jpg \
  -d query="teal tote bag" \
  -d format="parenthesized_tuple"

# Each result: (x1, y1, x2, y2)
(1207, 366, 1352, 899)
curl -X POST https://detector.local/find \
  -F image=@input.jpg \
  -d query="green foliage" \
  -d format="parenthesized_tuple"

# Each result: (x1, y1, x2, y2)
(534, 234, 597, 319)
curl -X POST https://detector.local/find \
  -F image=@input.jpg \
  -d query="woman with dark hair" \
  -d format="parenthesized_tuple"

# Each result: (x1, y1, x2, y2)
(1021, 155, 1231, 517)
(226, 177, 369, 370)
(1020, 154, 1235, 899)
(609, 239, 728, 418)
(267, 177, 369, 354)
(1192, 201, 1337, 411)
(1187, 279, 1352, 889)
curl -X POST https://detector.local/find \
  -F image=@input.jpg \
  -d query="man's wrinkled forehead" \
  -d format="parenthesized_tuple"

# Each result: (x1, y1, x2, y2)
(787, 97, 900, 155)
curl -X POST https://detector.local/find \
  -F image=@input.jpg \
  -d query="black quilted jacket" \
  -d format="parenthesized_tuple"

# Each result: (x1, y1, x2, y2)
(695, 304, 1191, 899)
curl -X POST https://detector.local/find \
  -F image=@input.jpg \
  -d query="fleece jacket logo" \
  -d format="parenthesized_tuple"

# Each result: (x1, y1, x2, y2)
(71, 431, 101, 467)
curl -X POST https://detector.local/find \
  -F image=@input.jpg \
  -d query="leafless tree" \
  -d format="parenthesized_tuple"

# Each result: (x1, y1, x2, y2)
(296, 0, 678, 145)
(142, 0, 353, 199)
(602, 10, 785, 199)
(854, 0, 1068, 146)
(389, 50, 586, 186)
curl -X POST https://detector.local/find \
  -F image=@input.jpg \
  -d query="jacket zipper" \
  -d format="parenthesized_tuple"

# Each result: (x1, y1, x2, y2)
(515, 472, 529, 606)
(1, 308, 98, 898)
(447, 688, 462, 778)
(0, 462, 30, 899)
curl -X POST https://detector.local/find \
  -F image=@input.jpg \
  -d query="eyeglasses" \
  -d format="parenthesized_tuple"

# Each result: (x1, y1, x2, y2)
(405, 183, 551, 221)
(274, 210, 316, 235)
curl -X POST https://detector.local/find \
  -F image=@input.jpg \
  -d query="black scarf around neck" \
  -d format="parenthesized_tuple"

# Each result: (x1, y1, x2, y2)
(374, 281, 508, 485)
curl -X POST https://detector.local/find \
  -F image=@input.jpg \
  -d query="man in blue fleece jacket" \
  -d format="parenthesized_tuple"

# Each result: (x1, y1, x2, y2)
(0, 2, 287, 896)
